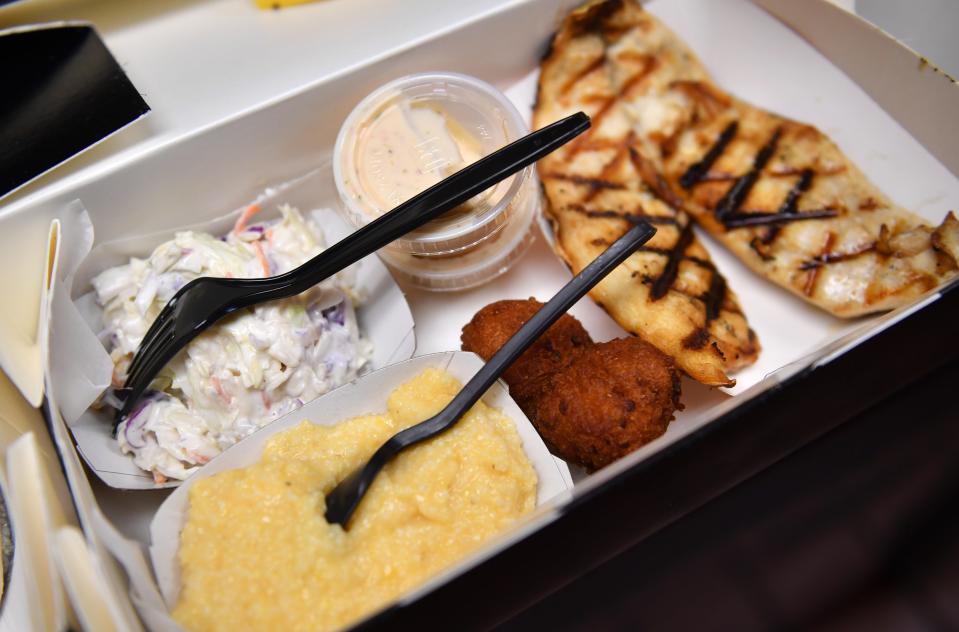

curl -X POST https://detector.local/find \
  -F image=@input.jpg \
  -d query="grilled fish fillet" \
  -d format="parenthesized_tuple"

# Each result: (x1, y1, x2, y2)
(552, 0, 959, 318)
(534, 0, 759, 387)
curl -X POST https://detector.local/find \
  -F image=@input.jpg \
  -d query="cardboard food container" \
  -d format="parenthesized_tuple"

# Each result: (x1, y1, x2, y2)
(0, 0, 957, 628)
(53, 165, 416, 490)
(149, 351, 573, 615)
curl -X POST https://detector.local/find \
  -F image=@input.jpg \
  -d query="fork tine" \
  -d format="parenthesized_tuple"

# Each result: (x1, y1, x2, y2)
(116, 330, 183, 426)
(126, 293, 181, 379)
(123, 313, 177, 395)
(125, 306, 177, 384)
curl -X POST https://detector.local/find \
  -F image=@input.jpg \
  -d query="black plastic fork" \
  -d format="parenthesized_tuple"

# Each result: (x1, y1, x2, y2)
(324, 220, 657, 528)
(115, 112, 591, 427)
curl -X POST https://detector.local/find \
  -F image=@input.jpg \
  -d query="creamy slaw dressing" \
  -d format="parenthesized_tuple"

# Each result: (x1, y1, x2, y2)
(93, 205, 372, 482)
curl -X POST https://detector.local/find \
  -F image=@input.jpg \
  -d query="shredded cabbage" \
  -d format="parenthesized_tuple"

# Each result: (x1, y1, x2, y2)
(94, 205, 373, 482)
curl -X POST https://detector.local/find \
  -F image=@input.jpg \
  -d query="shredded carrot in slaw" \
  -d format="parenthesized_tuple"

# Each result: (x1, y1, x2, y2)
(234, 203, 262, 235)
(211, 376, 232, 406)
(253, 241, 271, 276)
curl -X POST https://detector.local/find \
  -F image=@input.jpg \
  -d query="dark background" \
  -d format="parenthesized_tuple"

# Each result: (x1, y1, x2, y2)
(501, 359, 959, 631)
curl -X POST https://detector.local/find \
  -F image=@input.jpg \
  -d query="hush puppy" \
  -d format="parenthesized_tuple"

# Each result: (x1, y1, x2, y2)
(461, 299, 683, 471)
(460, 298, 593, 407)
(527, 337, 682, 471)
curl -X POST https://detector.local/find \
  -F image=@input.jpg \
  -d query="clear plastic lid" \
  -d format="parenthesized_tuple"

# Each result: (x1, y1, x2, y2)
(333, 72, 530, 256)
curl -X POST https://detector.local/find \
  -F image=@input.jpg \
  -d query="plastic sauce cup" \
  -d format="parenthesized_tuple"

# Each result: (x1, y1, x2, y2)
(333, 72, 538, 291)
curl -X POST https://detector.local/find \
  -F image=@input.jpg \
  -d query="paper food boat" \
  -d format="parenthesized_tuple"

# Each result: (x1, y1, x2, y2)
(149, 350, 573, 613)
(48, 165, 417, 489)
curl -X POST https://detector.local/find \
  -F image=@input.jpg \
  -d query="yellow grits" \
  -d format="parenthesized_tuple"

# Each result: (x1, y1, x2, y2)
(172, 368, 537, 632)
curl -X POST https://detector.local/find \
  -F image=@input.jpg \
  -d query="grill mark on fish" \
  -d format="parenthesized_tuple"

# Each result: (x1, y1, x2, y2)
(679, 121, 738, 189)
(565, 56, 658, 158)
(628, 147, 684, 210)
(566, 204, 679, 226)
(670, 80, 731, 118)
(543, 173, 625, 192)
(620, 56, 659, 96)
(799, 242, 877, 271)
(714, 127, 782, 221)
(651, 222, 695, 300)
(560, 54, 607, 96)
(723, 208, 837, 228)
(535, 0, 761, 383)
(682, 272, 726, 350)
(564, 96, 617, 156)
(769, 167, 815, 232)
(584, 142, 631, 202)
(802, 231, 837, 296)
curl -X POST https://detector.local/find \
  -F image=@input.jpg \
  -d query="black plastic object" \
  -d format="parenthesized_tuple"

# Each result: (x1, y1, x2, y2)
(116, 112, 592, 425)
(324, 220, 657, 528)
(0, 24, 150, 198)
(357, 278, 959, 631)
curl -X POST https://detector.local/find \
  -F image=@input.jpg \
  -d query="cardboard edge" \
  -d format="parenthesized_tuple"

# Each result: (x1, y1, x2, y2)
(754, 0, 959, 178)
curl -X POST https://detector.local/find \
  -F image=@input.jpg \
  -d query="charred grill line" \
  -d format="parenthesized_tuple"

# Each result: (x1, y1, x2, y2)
(567, 204, 679, 226)
(565, 96, 617, 156)
(651, 222, 695, 300)
(565, 55, 657, 158)
(779, 168, 813, 214)
(679, 121, 738, 189)
(682, 271, 728, 350)
(631, 271, 717, 310)
(628, 146, 684, 210)
(638, 245, 716, 272)
(802, 231, 837, 296)
(754, 168, 817, 244)
(544, 173, 625, 191)
(584, 143, 630, 202)
(560, 54, 606, 95)
(714, 127, 782, 221)
(723, 208, 837, 228)
(799, 243, 877, 271)
(703, 272, 726, 322)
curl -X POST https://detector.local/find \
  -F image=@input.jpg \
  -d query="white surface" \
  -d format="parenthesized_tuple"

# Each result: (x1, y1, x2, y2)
(4, 434, 69, 632)
(53, 526, 121, 632)
(0, 0, 528, 206)
(149, 350, 573, 610)
(857, 0, 959, 78)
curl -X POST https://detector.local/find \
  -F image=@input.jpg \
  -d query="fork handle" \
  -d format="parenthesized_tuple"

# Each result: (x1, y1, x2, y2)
(249, 112, 590, 299)
(324, 221, 657, 526)
(407, 220, 657, 439)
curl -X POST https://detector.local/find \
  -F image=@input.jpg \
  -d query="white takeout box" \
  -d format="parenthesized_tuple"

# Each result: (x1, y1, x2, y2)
(149, 351, 573, 613)
(53, 165, 416, 489)
(0, 0, 957, 628)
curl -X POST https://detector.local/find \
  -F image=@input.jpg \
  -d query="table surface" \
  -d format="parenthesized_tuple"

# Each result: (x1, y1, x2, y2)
(500, 357, 959, 631)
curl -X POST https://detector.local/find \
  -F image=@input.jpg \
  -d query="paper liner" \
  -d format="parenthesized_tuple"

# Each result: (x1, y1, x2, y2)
(149, 350, 573, 609)
(45, 166, 416, 489)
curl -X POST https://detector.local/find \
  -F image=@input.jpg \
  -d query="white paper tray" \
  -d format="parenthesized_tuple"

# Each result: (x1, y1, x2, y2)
(1, 0, 958, 628)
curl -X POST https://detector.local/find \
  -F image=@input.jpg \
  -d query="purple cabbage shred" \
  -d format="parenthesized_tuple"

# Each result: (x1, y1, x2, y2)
(320, 301, 346, 326)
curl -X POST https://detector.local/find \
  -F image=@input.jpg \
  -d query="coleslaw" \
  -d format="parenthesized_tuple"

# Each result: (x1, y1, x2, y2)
(93, 204, 372, 482)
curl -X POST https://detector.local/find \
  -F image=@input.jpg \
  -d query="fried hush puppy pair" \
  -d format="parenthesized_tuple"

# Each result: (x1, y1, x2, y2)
(461, 299, 682, 471)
